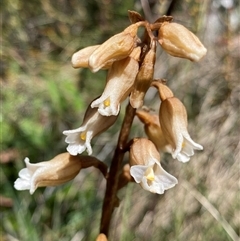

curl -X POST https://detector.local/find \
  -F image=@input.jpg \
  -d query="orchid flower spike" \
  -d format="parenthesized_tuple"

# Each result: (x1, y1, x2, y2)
(91, 47, 141, 116)
(129, 138, 178, 194)
(158, 22, 207, 61)
(14, 153, 82, 194)
(159, 97, 203, 162)
(63, 102, 118, 155)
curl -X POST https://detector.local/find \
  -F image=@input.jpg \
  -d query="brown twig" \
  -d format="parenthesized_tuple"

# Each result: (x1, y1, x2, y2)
(100, 102, 136, 236)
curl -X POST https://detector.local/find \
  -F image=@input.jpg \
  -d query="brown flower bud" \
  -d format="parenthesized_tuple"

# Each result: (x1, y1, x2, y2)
(96, 233, 108, 241)
(158, 22, 207, 61)
(89, 23, 141, 72)
(71, 45, 113, 69)
(130, 40, 157, 108)
(136, 110, 169, 151)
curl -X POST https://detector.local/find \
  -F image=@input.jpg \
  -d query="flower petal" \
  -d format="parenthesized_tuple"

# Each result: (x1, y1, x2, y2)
(176, 152, 190, 163)
(66, 143, 86, 156)
(14, 178, 31, 191)
(130, 165, 148, 183)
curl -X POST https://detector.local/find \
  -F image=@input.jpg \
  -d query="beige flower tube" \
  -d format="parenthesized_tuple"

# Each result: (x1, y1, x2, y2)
(14, 153, 83, 194)
(14, 153, 108, 194)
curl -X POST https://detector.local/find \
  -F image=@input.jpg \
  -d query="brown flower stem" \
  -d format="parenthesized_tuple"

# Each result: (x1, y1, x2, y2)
(80, 156, 108, 177)
(100, 102, 136, 236)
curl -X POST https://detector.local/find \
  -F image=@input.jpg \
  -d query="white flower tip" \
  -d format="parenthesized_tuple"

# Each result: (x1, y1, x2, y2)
(29, 186, 37, 195)
(197, 144, 204, 150)
(176, 153, 191, 163)
(14, 178, 31, 191)
(24, 157, 30, 164)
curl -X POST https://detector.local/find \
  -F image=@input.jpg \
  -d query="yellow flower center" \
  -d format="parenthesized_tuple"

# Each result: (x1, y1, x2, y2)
(103, 98, 110, 107)
(145, 167, 155, 181)
(80, 132, 86, 141)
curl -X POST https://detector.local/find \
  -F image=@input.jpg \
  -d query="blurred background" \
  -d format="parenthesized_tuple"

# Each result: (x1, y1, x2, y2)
(1, 0, 239, 240)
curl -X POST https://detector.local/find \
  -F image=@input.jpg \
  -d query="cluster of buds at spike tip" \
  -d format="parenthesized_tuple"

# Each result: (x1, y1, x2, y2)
(69, 10, 207, 123)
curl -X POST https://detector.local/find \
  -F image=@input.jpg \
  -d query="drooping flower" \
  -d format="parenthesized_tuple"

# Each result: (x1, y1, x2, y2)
(129, 138, 178, 194)
(88, 23, 142, 72)
(159, 97, 203, 162)
(63, 103, 118, 155)
(14, 153, 82, 194)
(91, 47, 141, 116)
(130, 40, 157, 109)
(158, 22, 207, 62)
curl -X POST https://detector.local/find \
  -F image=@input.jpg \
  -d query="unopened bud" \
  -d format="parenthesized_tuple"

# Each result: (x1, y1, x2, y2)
(71, 45, 113, 69)
(89, 23, 141, 72)
(158, 22, 207, 62)
(130, 40, 157, 109)
(136, 110, 169, 151)
(96, 233, 108, 241)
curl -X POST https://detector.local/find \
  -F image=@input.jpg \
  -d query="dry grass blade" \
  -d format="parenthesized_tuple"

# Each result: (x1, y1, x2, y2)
(182, 181, 240, 241)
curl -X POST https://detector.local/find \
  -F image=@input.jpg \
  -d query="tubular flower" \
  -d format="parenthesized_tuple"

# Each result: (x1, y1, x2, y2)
(129, 138, 178, 194)
(159, 97, 203, 162)
(14, 153, 82, 194)
(158, 22, 207, 62)
(71, 45, 113, 69)
(88, 23, 141, 72)
(136, 110, 170, 151)
(130, 40, 157, 109)
(63, 103, 118, 155)
(91, 47, 141, 116)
